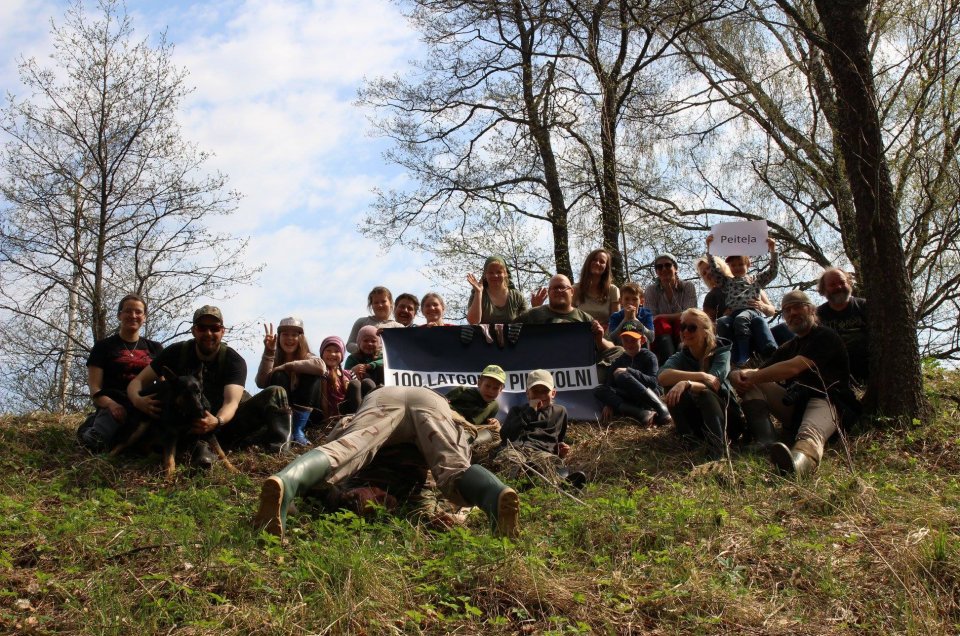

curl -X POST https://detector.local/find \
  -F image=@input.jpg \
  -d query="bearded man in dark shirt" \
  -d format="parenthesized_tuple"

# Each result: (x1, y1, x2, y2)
(730, 291, 857, 477)
(816, 268, 868, 385)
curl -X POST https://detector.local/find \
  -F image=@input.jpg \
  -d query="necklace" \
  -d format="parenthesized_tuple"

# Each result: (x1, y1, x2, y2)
(121, 337, 140, 357)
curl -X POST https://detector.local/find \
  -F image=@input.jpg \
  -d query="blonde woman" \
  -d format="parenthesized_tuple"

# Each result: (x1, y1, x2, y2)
(657, 309, 772, 460)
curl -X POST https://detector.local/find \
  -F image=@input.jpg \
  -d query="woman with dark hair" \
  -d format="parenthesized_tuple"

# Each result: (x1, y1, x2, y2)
(572, 248, 620, 324)
(80, 294, 163, 452)
(657, 308, 772, 460)
(466, 256, 528, 324)
(644, 253, 698, 363)
(257, 317, 321, 445)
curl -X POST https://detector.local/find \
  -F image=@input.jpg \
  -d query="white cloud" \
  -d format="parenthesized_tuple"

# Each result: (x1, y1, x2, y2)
(1, 0, 439, 394)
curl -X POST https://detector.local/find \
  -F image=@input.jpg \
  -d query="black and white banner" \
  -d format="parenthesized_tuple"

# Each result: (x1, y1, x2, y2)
(381, 323, 602, 420)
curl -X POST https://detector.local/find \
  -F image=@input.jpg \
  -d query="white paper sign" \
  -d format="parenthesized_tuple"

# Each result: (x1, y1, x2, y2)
(709, 220, 769, 257)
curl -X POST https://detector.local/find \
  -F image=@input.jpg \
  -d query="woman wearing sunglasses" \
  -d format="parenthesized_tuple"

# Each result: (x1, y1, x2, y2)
(656, 308, 766, 461)
(644, 253, 697, 364)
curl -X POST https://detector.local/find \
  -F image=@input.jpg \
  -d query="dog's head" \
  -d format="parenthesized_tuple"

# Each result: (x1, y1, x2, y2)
(142, 367, 210, 427)
(169, 373, 208, 422)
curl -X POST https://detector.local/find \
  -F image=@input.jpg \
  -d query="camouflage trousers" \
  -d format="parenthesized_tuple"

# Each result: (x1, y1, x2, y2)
(491, 443, 565, 486)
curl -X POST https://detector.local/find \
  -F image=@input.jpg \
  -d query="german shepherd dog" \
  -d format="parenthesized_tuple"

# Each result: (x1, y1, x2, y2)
(110, 367, 237, 480)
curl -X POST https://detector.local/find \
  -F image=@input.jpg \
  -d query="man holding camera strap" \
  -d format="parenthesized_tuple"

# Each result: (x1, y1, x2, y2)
(729, 290, 858, 477)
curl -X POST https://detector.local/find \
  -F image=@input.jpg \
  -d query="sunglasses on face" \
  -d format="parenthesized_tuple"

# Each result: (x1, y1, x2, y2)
(679, 323, 698, 333)
(654, 262, 674, 271)
(194, 324, 224, 334)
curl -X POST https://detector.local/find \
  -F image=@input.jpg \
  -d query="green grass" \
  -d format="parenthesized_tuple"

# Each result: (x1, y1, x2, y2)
(2, 372, 960, 634)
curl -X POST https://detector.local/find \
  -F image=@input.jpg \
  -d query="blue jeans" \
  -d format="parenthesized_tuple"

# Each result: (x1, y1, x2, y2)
(718, 308, 778, 364)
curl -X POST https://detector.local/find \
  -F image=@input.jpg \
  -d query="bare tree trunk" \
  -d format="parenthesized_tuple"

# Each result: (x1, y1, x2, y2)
(513, 0, 572, 278)
(812, 0, 929, 421)
(58, 268, 82, 413)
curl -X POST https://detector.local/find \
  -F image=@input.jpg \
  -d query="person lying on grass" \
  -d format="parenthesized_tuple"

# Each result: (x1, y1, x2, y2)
(253, 386, 519, 540)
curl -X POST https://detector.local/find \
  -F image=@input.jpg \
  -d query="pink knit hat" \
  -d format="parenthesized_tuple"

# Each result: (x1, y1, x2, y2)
(320, 335, 345, 358)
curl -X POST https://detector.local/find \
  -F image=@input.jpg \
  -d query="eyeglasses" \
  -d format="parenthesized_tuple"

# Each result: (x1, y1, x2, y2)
(679, 323, 698, 333)
(194, 324, 224, 334)
(654, 262, 674, 271)
(549, 285, 573, 292)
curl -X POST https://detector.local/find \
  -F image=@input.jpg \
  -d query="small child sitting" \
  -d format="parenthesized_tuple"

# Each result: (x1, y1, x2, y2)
(344, 325, 384, 406)
(493, 370, 585, 488)
(607, 282, 654, 345)
(706, 235, 779, 365)
(594, 323, 672, 426)
(446, 365, 506, 426)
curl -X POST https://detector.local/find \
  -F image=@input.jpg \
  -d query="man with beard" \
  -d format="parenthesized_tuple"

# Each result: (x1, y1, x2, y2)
(729, 291, 856, 477)
(128, 306, 293, 467)
(520, 274, 620, 379)
(816, 268, 868, 384)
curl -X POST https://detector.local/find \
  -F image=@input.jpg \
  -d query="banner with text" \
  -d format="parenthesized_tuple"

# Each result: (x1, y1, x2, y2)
(709, 220, 769, 257)
(381, 323, 602, 421)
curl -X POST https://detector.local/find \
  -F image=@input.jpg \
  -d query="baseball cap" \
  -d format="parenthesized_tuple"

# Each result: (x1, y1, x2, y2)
(278, 316, 304, 333)
(480, 364, 507, 385)
(526, 369, 555, 391)
(620, 321, 645, 341)
(193, 305, 223, 324)
(781, 290, 814, 309)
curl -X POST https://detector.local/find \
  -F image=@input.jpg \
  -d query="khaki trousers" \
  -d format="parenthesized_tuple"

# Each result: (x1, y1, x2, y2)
(743, 383, 838, 462)
(319, 387, 472, 505)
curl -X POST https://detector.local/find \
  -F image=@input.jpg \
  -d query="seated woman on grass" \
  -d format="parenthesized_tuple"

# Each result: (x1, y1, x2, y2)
(657, 309, 774, 462)
(644, 253, 698, 364)
(256, 317, 319, 445)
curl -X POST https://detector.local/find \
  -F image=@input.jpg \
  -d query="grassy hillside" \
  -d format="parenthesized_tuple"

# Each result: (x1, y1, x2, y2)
(2, 372, 959, 634)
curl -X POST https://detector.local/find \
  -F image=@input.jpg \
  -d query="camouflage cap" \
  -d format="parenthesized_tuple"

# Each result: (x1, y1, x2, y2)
(193, 305, 223, 324)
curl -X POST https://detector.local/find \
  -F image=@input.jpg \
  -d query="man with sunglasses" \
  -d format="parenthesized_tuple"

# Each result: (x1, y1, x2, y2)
(128, 306, 293, 467)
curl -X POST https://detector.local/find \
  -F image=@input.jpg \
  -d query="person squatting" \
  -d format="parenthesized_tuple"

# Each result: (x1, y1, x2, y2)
(80, 249, 867, 539)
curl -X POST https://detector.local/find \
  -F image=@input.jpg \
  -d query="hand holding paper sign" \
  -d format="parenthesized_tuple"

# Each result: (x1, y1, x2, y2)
(708, 220, 770, 257)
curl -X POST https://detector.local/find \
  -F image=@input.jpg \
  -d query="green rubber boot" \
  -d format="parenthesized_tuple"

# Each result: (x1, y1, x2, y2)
(455, 464, 520, 538)
(253, 449, 331, 541)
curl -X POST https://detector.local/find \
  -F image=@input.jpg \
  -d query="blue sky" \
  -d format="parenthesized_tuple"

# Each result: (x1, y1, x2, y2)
(0, 0, 449, 386)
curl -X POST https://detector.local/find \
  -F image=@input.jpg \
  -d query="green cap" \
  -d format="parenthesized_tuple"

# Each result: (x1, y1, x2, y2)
(480, 364, 507, 385)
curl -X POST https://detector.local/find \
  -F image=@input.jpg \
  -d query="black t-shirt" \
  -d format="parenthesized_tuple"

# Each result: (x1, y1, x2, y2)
(762, 325, 850, 395)
(817, 297, 868, 382)
(87, 335, 164, 402)
(150, 340, 247, 413)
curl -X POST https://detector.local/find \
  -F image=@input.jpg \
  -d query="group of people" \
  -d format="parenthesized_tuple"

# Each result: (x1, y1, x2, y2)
(79, 243, 869, 539)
